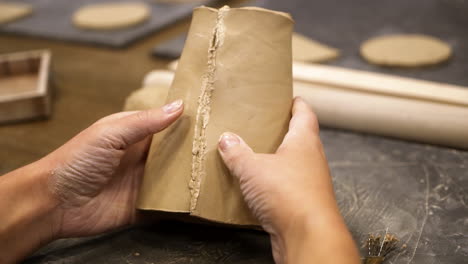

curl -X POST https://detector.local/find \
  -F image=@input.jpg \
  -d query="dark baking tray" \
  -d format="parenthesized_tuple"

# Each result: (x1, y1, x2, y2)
(0, 0, 220, 48)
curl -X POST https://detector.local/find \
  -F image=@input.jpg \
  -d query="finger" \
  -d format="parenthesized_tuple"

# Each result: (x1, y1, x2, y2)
(118, 136, 153, 168)
(94, 111, 140, 125)
(218, 132, 255, 179)
(125, 135, 153, 161)
(96, 99, 184, 150)
(276, 97, 320, 155)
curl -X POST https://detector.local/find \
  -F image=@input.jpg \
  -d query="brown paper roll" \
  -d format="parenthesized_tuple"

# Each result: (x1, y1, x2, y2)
(137, 6, 293, 226)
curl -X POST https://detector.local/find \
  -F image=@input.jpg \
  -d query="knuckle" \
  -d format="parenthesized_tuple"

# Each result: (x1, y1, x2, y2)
(135, 110, 151, 123)
(92, 123, 128, 150)
(98, 123, 118, 138)
(88, 123, 108, 139)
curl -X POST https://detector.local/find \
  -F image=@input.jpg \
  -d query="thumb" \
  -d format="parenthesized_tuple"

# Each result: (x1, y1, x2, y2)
(276, 97, 320, 156)
(96, 99, 184, 150)
(218, 132, 255, 179)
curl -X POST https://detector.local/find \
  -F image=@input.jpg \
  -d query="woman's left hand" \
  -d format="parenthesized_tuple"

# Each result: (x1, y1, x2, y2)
(0, 100, 183, 263)
(43, 99, 183, 238)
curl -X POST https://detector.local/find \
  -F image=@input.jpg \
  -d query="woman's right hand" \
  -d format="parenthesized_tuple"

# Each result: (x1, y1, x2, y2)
(217, 98, 360, 264)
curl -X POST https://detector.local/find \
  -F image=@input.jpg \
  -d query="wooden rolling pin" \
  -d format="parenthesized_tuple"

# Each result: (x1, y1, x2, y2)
(143, 62, 468, 149)
(293, 62, 468, 149)
(293, 62, 468, 107)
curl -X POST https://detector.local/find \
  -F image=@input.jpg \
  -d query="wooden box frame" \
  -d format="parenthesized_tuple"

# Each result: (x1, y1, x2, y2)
(0, 50, 51, 124)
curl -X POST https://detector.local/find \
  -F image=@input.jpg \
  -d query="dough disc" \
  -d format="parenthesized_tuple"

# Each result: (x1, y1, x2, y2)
(360, 34, 451, 67)
(73, 2, 150, 30)
(292, 33, 339, 63)
(0, 2, 32, 24)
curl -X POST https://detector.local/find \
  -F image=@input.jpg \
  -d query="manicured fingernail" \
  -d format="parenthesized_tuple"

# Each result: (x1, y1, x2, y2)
(163, 99, 183, 113)
(219, 132, 240, 151)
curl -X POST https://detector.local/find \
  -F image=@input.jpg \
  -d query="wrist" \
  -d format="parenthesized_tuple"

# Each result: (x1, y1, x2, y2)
(30, 157, 63, 238)
(0, 159, 60, 262)
(276, 210, 360, 264)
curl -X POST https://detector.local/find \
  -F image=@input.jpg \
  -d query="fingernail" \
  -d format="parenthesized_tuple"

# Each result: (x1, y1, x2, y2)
(163, 99, 183, 113)
(219, 132, 240, 152)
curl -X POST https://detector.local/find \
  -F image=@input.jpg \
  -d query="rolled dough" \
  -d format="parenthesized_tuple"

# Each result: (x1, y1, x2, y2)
(292, 33, 339, 62)
(360, 34, 451, 67)
(0, 2, 32, 24)
(73, 2, 150, 30)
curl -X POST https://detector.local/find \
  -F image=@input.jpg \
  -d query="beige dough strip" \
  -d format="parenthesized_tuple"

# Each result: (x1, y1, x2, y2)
(189, 6, 229, 212)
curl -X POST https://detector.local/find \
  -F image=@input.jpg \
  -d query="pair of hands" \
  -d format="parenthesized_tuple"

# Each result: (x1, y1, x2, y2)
(0, 98, 359, 263)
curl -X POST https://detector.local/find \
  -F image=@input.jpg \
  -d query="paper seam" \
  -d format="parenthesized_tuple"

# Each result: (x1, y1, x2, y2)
(189, 6, 228, 212)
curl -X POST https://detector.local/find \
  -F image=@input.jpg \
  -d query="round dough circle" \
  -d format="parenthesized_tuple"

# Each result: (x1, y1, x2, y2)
(0, 3, 33, 24)
(360, 34, 451, 67)
(73, 2, 150, 30)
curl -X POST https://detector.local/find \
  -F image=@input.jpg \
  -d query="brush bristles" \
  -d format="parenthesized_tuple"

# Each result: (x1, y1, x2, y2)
(366, 233, 400, 257)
